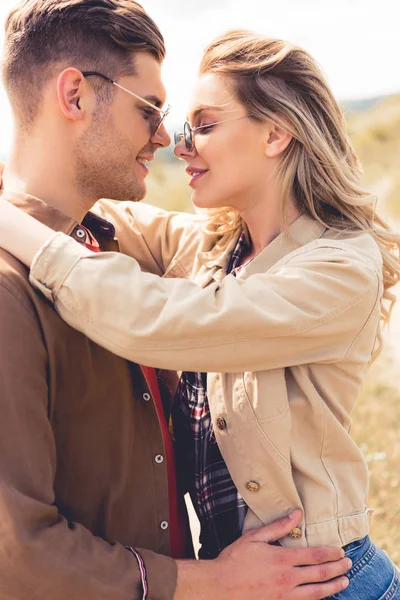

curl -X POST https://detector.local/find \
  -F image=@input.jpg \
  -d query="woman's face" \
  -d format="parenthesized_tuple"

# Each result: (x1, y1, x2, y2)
(174, 73, 274, 211)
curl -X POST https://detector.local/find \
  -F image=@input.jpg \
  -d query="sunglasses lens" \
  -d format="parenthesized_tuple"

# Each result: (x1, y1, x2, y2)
(152, 115, 163, 135)
(174, 132, 183, 145)
(184, 122, 193, 151)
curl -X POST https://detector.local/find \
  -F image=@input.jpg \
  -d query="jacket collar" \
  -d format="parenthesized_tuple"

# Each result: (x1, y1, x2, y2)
(198, 212, 326, 278)
(1, 190, 116, 245)
(243, 212, 326, 276)
(197, 229, 242, 271)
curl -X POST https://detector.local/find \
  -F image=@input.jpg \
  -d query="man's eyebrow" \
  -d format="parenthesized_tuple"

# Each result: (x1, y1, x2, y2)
(189, 105, 224, 120)
(143, 95, 163, 108)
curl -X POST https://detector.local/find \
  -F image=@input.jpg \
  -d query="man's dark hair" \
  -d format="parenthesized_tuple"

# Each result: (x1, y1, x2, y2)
(2, 0, 166, 127)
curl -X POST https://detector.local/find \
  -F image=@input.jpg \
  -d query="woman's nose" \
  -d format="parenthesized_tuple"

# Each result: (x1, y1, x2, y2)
(174, 136, 196, 160)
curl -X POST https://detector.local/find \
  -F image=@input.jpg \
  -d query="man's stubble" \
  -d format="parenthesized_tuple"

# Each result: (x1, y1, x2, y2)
(75, 109, 146, 206)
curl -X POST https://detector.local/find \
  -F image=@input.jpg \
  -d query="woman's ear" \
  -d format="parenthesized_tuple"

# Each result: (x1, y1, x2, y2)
(56, 68, 95, 122)
(264, 124, 292, 158)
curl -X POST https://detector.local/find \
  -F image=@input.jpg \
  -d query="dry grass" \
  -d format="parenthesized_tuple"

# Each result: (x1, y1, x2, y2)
(352, 350, 400, 565)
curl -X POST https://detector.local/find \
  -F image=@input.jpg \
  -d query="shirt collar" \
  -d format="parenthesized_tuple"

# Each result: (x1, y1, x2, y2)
(0, 190, 116, 245)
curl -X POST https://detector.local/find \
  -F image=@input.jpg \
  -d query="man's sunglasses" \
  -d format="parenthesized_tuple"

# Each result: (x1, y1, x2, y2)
(82, 71, 171, 136)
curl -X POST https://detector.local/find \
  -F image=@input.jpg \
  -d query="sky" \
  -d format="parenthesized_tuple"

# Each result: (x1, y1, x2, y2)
(0, 0, 399, 155)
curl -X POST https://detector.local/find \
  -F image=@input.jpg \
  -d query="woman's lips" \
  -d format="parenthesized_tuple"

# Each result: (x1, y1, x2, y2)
(186, 167, 209, 187)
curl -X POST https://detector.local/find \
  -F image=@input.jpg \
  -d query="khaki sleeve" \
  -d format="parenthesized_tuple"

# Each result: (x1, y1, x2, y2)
(30, 233, 381, 373)
(95, 200, 203, 275)
(0, 272, 176, 600)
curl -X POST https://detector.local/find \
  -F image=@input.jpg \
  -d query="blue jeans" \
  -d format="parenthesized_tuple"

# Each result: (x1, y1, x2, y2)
(326, 536, 400, 599)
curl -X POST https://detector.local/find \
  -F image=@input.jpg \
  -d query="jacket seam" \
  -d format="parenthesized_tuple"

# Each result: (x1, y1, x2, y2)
(281, 241, 381, 272)
(319, 401, 340, 530)
(130, 212, 166, 276)
(306, 508, 369, 527)
(343, 272, 381, 359)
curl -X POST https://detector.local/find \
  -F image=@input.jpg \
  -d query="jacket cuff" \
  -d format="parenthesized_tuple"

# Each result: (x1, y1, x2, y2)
(136, 548, 178, 600)
(30, 232, 92, 302)
(126, 547, 149, 599)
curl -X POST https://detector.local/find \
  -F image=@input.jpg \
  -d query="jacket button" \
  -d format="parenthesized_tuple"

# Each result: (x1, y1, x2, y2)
(155, 455, 164, 464)
(289, 527, 302, 540)
(216, 416, 227, 430)
(160, 521, 169, 530)
(143, 393, 151, 402)
(246, 481, 260, 492)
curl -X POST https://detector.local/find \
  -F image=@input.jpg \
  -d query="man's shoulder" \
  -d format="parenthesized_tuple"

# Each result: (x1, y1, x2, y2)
(0, 248, 42, 312)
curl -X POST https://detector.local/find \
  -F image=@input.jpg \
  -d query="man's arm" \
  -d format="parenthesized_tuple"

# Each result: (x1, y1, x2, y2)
(0, 272, 176, 600)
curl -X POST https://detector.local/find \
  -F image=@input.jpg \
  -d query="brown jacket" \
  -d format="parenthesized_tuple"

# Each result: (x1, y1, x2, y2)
(0, 193, 177, 600)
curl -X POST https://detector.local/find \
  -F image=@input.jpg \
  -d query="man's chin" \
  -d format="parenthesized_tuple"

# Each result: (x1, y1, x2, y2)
(103, 182, 146, 203)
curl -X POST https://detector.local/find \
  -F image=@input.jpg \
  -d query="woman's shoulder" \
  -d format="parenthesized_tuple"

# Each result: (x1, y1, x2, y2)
(285, 227, 382, 278)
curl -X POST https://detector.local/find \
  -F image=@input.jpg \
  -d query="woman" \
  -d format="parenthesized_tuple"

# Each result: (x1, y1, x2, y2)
(1, 30, 400, 598)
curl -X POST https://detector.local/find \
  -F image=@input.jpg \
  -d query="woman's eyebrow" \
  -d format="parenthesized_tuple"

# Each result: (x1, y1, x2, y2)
(188, 105, 224, 121)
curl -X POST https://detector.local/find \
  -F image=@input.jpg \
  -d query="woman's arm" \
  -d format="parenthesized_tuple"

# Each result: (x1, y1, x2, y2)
(0, 200, 381, 373)
(95, 199, 204, 276)
(30, 231, 381, 373)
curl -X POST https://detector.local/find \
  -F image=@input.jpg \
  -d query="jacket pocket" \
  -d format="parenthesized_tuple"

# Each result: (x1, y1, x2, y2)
(239, 368, 289, 422)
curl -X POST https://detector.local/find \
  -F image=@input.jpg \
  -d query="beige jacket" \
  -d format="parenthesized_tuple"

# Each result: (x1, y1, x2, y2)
(30, 200, 383, 549)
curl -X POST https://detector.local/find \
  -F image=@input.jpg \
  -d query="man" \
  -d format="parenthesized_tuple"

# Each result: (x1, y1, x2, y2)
(0, 1, 350, 598)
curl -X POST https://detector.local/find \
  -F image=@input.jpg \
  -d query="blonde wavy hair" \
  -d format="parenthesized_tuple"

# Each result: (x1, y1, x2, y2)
(200, 30, 400, 342)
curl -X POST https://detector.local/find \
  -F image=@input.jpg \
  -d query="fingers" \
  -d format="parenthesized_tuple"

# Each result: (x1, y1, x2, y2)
(249, 509, 303, 544)
(289, 545, 346, 566)
(291, 576, 349, 600)
(296, 557, 352, 585)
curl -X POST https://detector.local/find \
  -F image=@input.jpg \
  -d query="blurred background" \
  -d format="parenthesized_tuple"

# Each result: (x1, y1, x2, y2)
(1, 0, 400, 562)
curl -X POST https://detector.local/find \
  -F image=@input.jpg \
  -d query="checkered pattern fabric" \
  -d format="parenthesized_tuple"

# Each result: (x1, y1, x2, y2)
(173, 233, 248, 559)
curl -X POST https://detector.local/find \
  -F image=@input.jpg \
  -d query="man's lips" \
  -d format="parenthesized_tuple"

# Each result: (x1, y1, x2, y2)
(136, 155, 154, 175)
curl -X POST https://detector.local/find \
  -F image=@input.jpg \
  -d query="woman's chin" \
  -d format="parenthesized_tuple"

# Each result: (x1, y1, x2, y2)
(191, 191, 227, 211)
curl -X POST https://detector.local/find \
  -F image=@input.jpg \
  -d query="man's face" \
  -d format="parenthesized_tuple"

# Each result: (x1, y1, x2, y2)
(75, 52, 170, 203)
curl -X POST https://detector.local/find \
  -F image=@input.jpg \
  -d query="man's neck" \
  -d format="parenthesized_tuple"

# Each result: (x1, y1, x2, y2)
(3, 138, 95, 223)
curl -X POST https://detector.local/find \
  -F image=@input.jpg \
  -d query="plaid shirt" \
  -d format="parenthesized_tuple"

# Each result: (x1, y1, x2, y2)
(173, 232, 249, 559)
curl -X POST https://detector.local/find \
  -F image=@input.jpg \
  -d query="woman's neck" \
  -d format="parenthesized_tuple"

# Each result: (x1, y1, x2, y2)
(239, 195, 301, 263)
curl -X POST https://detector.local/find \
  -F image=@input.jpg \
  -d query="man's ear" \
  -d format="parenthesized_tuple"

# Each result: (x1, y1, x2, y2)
(57, 68, 95, 121)
(264, 124, 293, 158)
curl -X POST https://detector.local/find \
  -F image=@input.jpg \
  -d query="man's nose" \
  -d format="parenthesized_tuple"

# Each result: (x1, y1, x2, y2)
(151, 123, 171, 148)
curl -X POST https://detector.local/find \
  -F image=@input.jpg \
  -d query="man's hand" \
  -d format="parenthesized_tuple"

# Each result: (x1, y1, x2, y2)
(175, 509, 350, 600)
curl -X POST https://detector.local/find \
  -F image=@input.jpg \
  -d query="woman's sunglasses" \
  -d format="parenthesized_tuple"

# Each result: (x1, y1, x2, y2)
(174, 116, 248, 152)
